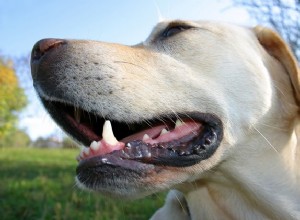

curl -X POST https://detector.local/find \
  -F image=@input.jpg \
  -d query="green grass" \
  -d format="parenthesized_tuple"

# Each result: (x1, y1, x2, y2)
(0, 148, 165, 220)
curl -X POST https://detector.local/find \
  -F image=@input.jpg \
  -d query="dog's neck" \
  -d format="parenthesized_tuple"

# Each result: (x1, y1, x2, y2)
(181, 121, 300, 220)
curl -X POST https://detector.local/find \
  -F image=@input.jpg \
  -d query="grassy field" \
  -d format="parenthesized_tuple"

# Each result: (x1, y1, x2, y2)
(0, 148, 165, 220)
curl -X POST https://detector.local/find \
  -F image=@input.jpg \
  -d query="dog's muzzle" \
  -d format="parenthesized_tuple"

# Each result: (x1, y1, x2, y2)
(30, 38, 223, 193)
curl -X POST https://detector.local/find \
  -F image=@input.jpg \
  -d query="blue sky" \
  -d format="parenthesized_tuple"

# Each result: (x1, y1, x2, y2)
(0, 0, 251, 140)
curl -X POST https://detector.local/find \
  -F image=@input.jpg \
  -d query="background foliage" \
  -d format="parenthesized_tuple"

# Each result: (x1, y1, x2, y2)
(0, 58, 27, 147)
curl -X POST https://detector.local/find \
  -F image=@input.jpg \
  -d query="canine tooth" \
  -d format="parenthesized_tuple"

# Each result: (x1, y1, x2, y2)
(175, 119, 184, 128)
(90, 141, 99, 151)
(74, 107, 81, 123)
(160, 128, 169, 135)
(102, 120, 118, 145)
(142, 134, 150, 141)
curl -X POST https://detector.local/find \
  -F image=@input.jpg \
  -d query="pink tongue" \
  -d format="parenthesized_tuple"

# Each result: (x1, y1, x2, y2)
(145, 122, 201, 144)
(120, 125, 167, 143)
(78, 122, 202, 161)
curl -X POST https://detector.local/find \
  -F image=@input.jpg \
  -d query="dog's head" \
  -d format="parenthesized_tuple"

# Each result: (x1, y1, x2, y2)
(31, 20, 299, 198)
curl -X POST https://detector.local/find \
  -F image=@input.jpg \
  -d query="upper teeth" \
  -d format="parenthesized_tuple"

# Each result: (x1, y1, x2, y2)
(100, 119, 184, 143)
(160, 128, 169, 135)
(143, 134, 150, 141)
(175, 119, 184, 128)
(102, 120, 119, 145)
(90, 140, 100, 151)
(83, 119, 185, 148)
(142, 119, 185, 141)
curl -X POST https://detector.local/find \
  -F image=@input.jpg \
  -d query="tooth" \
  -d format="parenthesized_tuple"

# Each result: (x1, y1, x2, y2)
(90, 141, 99, 151)
(160, 128, 169, 135)
(83, 147, 90, 156)
(102, 120, 118, 145)
(143, 134, 150, 141)
(74, 107, 81, 123)
(175, 119, 184, 128)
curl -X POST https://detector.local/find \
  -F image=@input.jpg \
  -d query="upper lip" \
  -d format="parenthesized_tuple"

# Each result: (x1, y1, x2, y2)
(40, 97, 206, 145)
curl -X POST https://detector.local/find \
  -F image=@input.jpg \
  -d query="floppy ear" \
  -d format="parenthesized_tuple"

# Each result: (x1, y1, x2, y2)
(253, 26, 300, 105)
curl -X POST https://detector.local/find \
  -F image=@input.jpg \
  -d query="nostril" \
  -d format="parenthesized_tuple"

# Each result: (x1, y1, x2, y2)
(32, 38, 66, 61)
(32, 45, 43, 61)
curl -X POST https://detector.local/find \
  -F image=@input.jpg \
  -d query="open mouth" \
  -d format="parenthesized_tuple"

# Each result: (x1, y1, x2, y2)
(41, 99, 223, 168)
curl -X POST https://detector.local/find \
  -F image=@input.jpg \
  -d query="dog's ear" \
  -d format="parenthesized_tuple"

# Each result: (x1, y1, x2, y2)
(253, 26, 300, 105)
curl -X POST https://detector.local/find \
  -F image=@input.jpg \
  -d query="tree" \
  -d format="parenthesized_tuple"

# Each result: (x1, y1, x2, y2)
(0, 129, 31, 148)
(233, 0, 300, 61)
(0, 58, 27, 146)
(62, 137, 79, 149)
(32, 136, 63, 148)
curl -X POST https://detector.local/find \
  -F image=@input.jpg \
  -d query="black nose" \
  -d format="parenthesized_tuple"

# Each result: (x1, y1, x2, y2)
(31, 38, 66, 61)
(31, 38, 66, 79)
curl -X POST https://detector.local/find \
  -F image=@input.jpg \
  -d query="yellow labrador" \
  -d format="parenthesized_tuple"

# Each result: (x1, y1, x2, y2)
(31, 20, 300, 219)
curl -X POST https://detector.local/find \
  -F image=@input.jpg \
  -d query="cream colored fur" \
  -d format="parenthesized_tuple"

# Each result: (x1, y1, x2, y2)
(42, 20, 300, 219)
(150, 22, 300, 220)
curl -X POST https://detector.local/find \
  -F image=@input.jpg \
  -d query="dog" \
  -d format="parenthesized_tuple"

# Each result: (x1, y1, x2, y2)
(31, 20, 300, 219)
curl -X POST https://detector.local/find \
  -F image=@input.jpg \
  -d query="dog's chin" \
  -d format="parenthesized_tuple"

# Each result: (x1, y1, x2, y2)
(75, 163, 162, 199)
(40, 97, 223, 194)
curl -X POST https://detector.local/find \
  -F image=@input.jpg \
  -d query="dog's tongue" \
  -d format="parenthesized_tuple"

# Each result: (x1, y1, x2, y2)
(77, 120, 202, 162)
(120, 125, 166, 143)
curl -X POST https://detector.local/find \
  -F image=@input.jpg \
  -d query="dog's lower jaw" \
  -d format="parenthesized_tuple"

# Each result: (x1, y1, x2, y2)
(75, 176, 154, 199)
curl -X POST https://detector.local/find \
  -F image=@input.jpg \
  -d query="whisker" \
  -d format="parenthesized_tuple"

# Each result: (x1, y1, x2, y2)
(255, 122, 288, 131)
(272, 80, 297, 107)
(142, 119, 154, 128)
(174, 192, 189, 216)
(272, 80, 288, 98)
(252, 126, 279, 154)
(157, 117, 170, 128)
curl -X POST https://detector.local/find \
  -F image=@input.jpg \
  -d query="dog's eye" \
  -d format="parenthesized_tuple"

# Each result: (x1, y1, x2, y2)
(162, 26, 192, 38)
